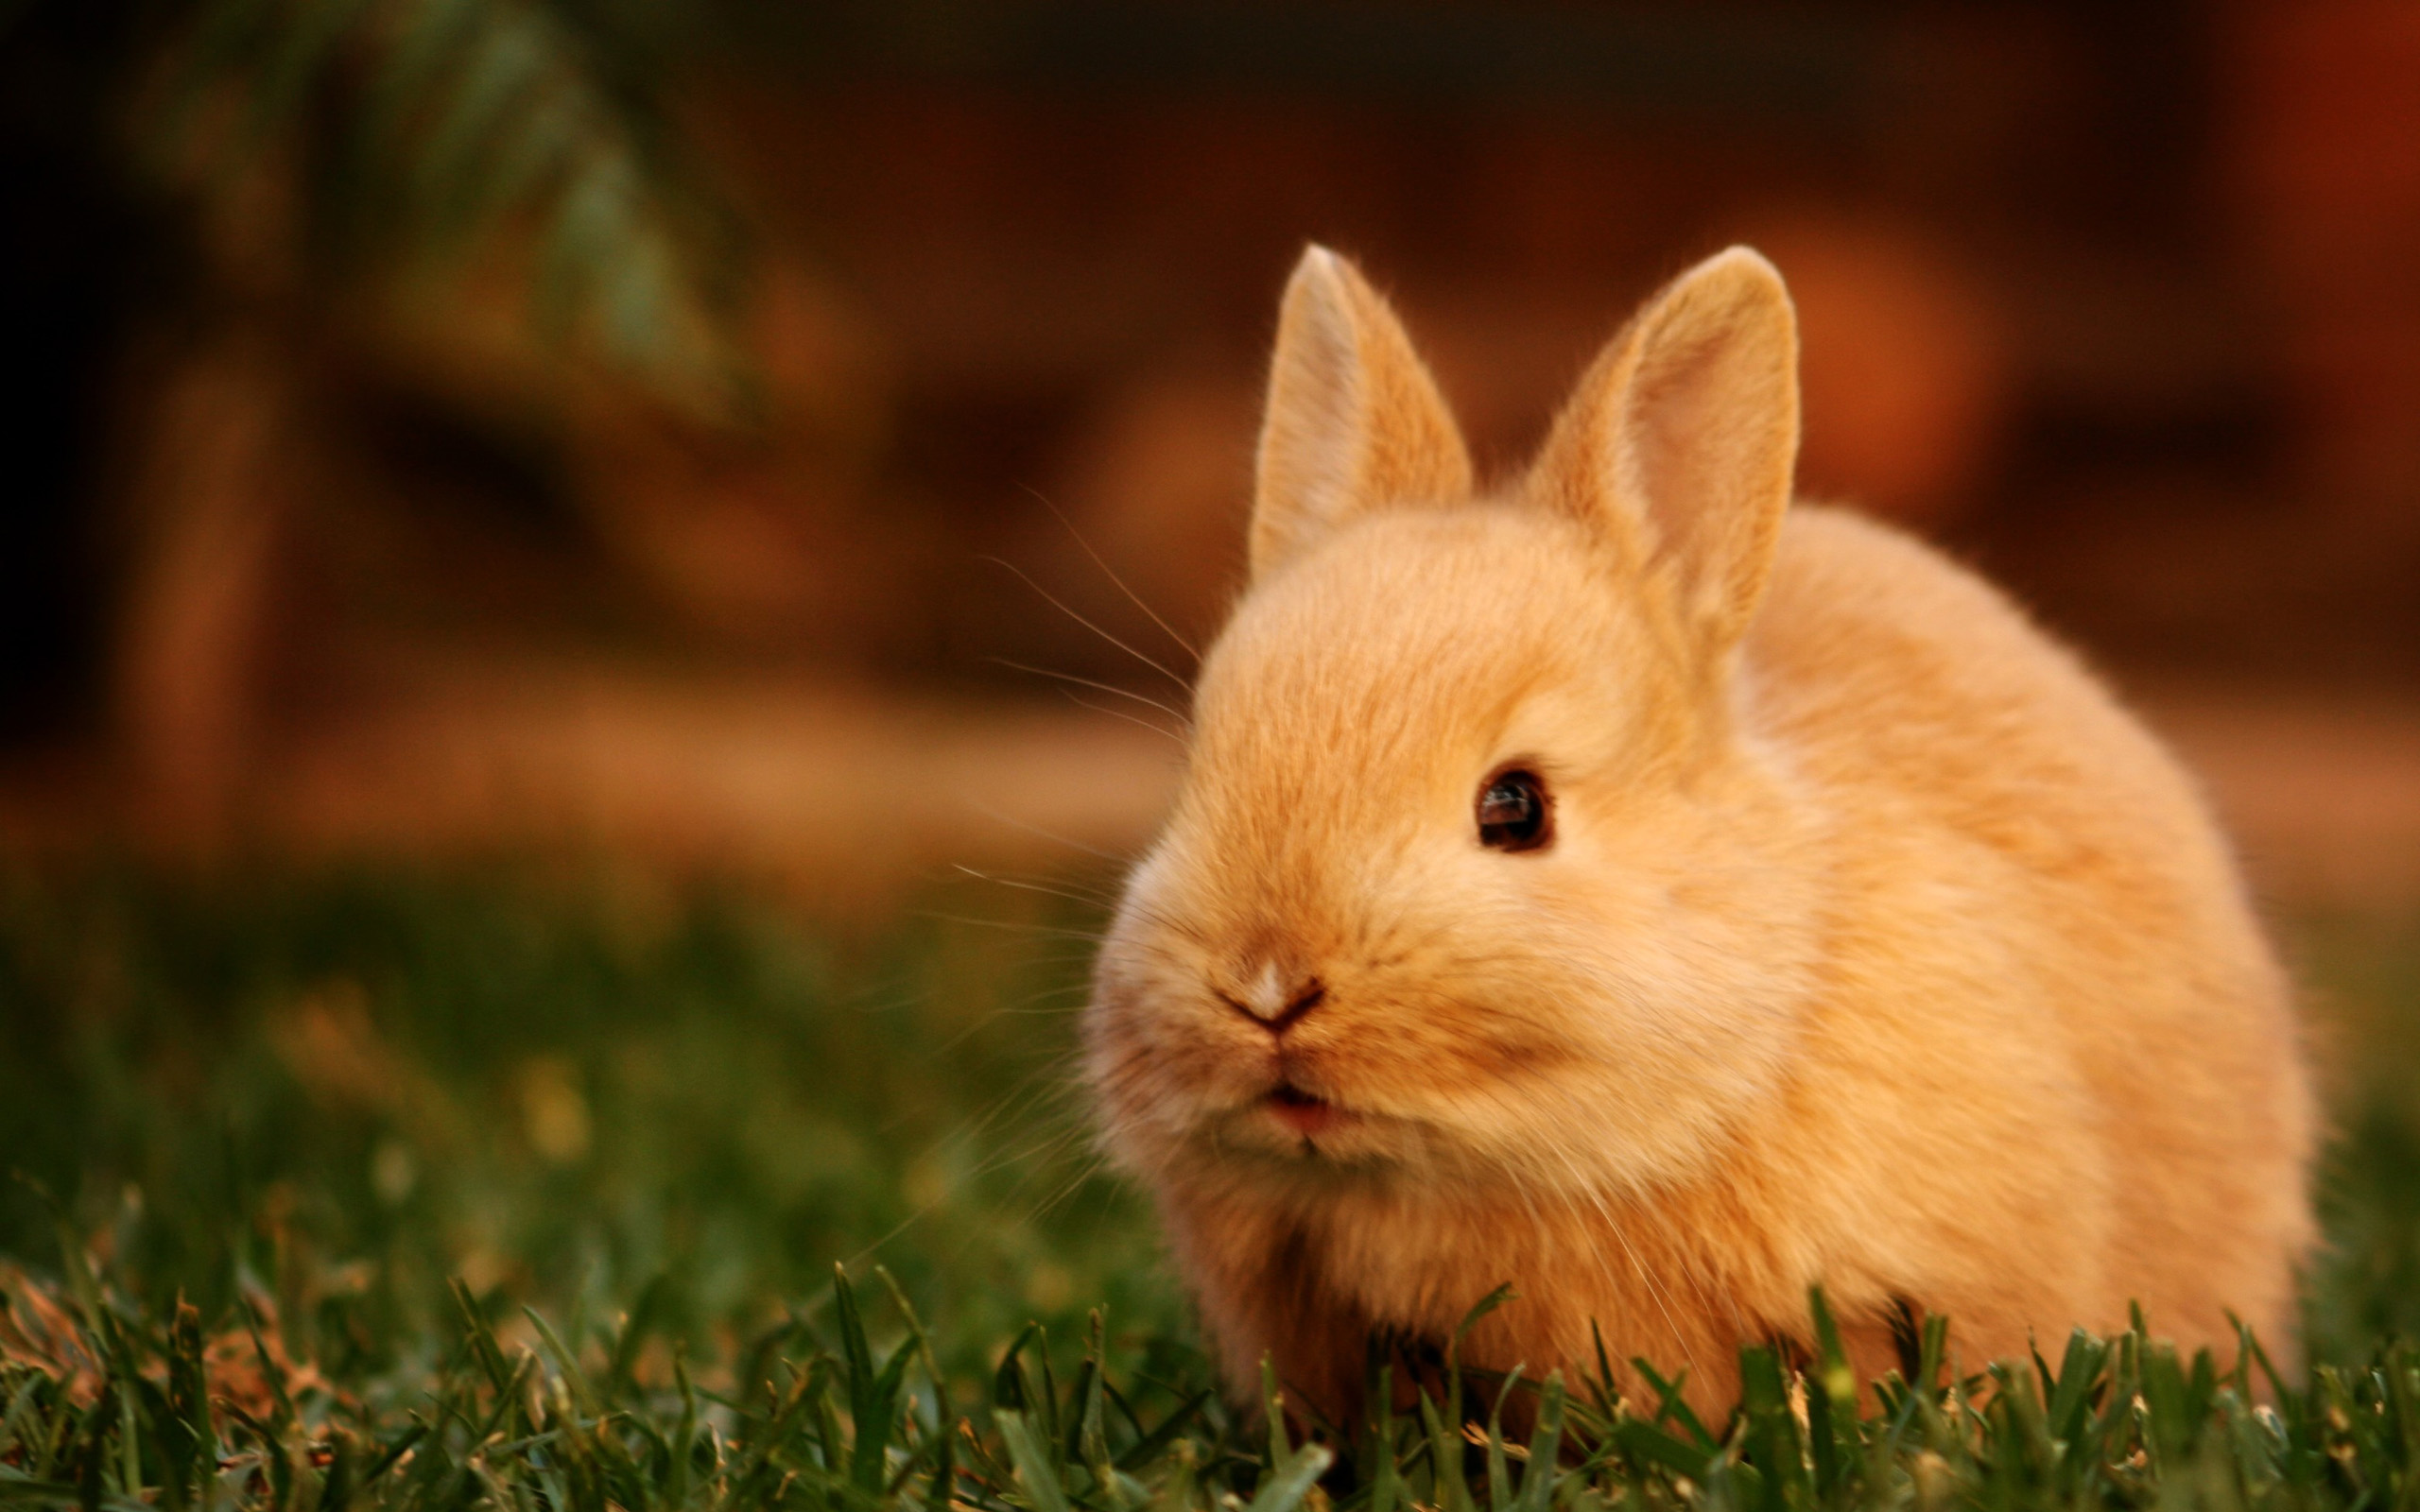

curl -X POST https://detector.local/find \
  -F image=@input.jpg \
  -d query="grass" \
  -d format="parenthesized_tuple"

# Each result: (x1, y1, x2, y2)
(0, 864, 2417, 1511)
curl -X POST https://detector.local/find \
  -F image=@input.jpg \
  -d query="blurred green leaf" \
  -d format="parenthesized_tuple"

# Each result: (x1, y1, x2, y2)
(160, 0, 742, 405)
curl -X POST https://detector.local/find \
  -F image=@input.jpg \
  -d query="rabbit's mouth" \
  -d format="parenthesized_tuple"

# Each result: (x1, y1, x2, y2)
(1266, 1081, 1345, 1139)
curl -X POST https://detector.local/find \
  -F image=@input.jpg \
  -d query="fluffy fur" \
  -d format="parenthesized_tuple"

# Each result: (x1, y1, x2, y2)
(1082, 245, 2314, 1420)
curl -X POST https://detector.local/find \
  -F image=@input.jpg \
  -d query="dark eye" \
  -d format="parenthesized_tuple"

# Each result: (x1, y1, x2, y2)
(1476, 768, 1552, 852)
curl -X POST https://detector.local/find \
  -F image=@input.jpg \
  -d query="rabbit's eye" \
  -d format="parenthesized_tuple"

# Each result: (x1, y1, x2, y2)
(1476, 768, 1552, 852)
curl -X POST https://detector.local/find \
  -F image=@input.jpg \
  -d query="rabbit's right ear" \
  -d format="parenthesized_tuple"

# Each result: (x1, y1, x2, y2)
(1249, 247, 1473, 581)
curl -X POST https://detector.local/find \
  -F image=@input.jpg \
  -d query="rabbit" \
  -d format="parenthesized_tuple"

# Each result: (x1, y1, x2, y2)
(1081, 244, 2315, 1423)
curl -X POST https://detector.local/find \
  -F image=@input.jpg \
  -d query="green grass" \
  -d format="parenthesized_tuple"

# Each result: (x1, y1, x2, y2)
(1, 865, 2417, 1511)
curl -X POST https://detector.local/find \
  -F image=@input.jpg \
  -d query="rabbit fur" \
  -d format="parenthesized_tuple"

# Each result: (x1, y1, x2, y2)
(1082, 245, 2314, 1420)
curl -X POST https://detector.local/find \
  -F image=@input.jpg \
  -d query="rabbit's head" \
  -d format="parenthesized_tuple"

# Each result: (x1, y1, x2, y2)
(1087, 247, 1827, 1211)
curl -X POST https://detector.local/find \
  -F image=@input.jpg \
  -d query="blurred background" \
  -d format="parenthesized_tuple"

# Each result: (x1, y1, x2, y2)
(2, 0, 2418, 1365)
(5, 0, 2419, 908)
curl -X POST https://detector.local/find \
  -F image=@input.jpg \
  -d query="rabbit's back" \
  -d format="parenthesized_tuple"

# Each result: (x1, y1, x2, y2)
(1739, 504, 2314, 1352)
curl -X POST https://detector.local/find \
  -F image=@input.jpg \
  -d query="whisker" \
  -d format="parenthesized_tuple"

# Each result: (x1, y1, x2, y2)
(1060, 691, 1188, 747)
(980, 1114, 1106, 1194)
(991, 657, 1193, 729)
(1007, 951, 1116, 970)
(848, 1090, 1094, 1263)
(929, 981, 1094, 1054)
(997, 982, 1095, 1010)
(949, 863, 1121, 912)
(843, 1208, 937, 1268)
(837, 986, 945, 1020)
(983, 554, 1194, 694)
(1021, 1151, 1115, 1227)
(1553, 1131, 1701, 1383)
(955, 1053, 1095, 1145)
(1022, 484, 1204, 662)
(910, 911, 1107, 943)
(956, 802, 1136, 866)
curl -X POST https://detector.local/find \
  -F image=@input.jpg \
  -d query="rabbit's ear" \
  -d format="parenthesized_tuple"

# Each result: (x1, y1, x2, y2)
(1250, 247, 1473, 580)
(1531, 247, 1799, 664)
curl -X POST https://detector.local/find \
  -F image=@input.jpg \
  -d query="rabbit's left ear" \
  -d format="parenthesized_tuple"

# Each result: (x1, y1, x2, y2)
(1530, 247, 1800, 665)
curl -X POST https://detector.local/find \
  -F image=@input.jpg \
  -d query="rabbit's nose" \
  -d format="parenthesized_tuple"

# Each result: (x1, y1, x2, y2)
(1219, 959, 1326, 1035)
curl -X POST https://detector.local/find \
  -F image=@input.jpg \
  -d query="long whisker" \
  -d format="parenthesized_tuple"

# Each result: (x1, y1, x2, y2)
(983, 555, 1194, 694)
(949, 864, 1120, 912)
(990, 657, 1193, 729)
(911, 911, 1107, 943)
(1468, 1073, 1702, 1384)
(964, 1118, 1096, 1186)
(1021, 1150, 1115, 1227)
(999, 983, 1095, 1010)
(929, 982, 1092, 1054)
(956, 802, 1135, 866)
(874, 1054, 1083, 1172)
(847, 1090, 1091, 1261)
(1060, 691, 1188, 747)
(1007, 951, 1117, 970)
(844, 1206, 940, 1267)
(1023, 484, 1204, 662)
(1547, 1113, 1701, 1383)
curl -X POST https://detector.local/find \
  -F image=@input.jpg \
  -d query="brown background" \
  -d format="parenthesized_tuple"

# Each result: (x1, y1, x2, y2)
(3, 0, 2415, 914)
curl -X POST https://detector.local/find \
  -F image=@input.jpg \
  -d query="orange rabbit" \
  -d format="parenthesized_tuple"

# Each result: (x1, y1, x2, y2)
(1081, 245, 2313, 1420)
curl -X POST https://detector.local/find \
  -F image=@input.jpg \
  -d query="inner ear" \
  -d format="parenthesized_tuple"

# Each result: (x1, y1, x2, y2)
(1249, 247, 1472, 581)
(1530, 248, 1800, 662)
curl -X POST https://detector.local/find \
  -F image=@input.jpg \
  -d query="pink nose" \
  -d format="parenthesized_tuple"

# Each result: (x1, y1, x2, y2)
(1219, 966, 1326, 1035)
